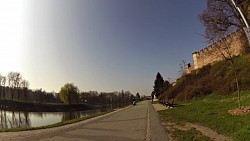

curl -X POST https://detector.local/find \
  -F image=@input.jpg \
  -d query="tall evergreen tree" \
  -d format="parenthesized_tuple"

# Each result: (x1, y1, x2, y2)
(136, 92, 140, 100)
(153, 72, 164, 98)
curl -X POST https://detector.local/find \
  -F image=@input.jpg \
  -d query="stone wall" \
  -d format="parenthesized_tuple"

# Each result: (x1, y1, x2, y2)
(186, 30, 248, 74)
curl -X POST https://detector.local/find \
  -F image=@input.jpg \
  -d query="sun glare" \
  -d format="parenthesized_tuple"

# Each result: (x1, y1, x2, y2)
(0, 0, 24, 75)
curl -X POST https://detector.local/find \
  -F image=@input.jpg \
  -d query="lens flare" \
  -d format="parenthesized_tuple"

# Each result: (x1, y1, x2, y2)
(0, 0, 24, 75)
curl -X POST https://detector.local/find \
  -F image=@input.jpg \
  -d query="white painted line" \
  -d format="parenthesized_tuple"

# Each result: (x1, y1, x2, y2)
(145, 102, 151, 141)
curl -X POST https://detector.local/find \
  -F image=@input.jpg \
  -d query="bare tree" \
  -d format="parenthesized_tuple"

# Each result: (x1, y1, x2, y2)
(21, 80, 29, 101)
(210, 35, 243, 108)
(7, 72, 15, 100)
(7, 72, 23, 100)
(179, 60, 187, 77)
(1, 76, 6, 99)
(179, 60, 187, 102)
(0, 74, 2, 98)
(199, 0, 245, 43)
(13, 73, 22, 100)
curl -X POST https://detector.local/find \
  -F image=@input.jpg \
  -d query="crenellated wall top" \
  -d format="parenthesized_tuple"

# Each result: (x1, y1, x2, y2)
(192, 30, 243, 57)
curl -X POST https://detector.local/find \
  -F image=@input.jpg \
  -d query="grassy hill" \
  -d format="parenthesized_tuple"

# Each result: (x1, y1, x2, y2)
(158, 91, 250, 141)
(160, 53, 250, 100)
(157, 53, 250, 140)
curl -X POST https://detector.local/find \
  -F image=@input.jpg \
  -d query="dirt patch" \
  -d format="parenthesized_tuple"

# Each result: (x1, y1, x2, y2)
(162, 122, 233, 141)
(152, 104, 171, 111)
(228, 106, 250, 115)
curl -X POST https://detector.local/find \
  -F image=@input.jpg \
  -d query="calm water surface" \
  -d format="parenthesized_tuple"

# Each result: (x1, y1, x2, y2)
(0, 109, 107, 129)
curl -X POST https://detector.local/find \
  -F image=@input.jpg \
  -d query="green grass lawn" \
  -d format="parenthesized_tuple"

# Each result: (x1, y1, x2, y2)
(158, 90, 250, 141)
(172, 128, 212, 141)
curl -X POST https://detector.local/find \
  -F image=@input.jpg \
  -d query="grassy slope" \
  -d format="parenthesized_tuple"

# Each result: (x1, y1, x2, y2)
(161, 54, 250, 100)
(158, 90, 250, 141)
(172, 128, 212, 141)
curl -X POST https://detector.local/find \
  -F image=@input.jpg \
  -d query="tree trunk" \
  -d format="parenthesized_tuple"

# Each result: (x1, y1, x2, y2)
(17, 89, 20, 100)
(11, 89, 14, 100)
(24, 90, 27, 102)
(68, 88, 71, 105)
(231, 61, 241, 109)
(3, 87, 5, 99)
(68, 93, 71, 105)
(0, 87, 2, 99)
(184, 76, 187, 102)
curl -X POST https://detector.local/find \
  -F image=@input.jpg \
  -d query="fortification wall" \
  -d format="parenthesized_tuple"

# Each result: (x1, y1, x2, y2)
(186, 30, 248, 74)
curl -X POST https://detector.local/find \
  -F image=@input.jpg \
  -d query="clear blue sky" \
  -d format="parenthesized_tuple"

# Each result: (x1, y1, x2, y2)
(0, 0, 207, 95)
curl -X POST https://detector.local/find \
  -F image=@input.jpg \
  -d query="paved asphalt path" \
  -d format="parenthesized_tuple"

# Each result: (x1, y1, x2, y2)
(7, 101, 169, 141)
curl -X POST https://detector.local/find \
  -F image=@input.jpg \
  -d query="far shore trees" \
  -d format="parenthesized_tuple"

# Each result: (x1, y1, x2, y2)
(6, 72, 29, 101)
(0, 71, 134, 106)
(7, 72, 15, 100)
(0, 74, 3, 98)
(21, 80, 29, 101)
(59, 83, 80, 105)
(14, 72, 22, 100)
(1, 76, 6, 98)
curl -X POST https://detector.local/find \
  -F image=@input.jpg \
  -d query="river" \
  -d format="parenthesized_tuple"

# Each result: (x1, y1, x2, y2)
(0, 109, 108, 129)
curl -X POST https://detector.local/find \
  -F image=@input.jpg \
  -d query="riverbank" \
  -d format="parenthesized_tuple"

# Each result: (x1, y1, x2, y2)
(0, 99, 94, 112)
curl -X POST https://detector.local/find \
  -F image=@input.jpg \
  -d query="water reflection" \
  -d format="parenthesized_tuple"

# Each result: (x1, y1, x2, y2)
(0, 109, 106, 129)
(0, 110, 31, 129)
(62, 111, 80, 121)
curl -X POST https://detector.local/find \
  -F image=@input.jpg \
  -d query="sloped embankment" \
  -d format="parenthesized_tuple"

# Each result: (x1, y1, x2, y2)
(161, 54, 250, 100)
(158, 92, 250, 141)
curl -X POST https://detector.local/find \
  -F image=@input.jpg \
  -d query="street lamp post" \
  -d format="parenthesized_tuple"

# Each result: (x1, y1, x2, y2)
(230, 0, 249, 28)
(230, 0, 250, 46)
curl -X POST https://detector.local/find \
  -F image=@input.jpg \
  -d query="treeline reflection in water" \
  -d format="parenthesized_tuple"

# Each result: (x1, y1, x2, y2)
(0, 109, 107, 129)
